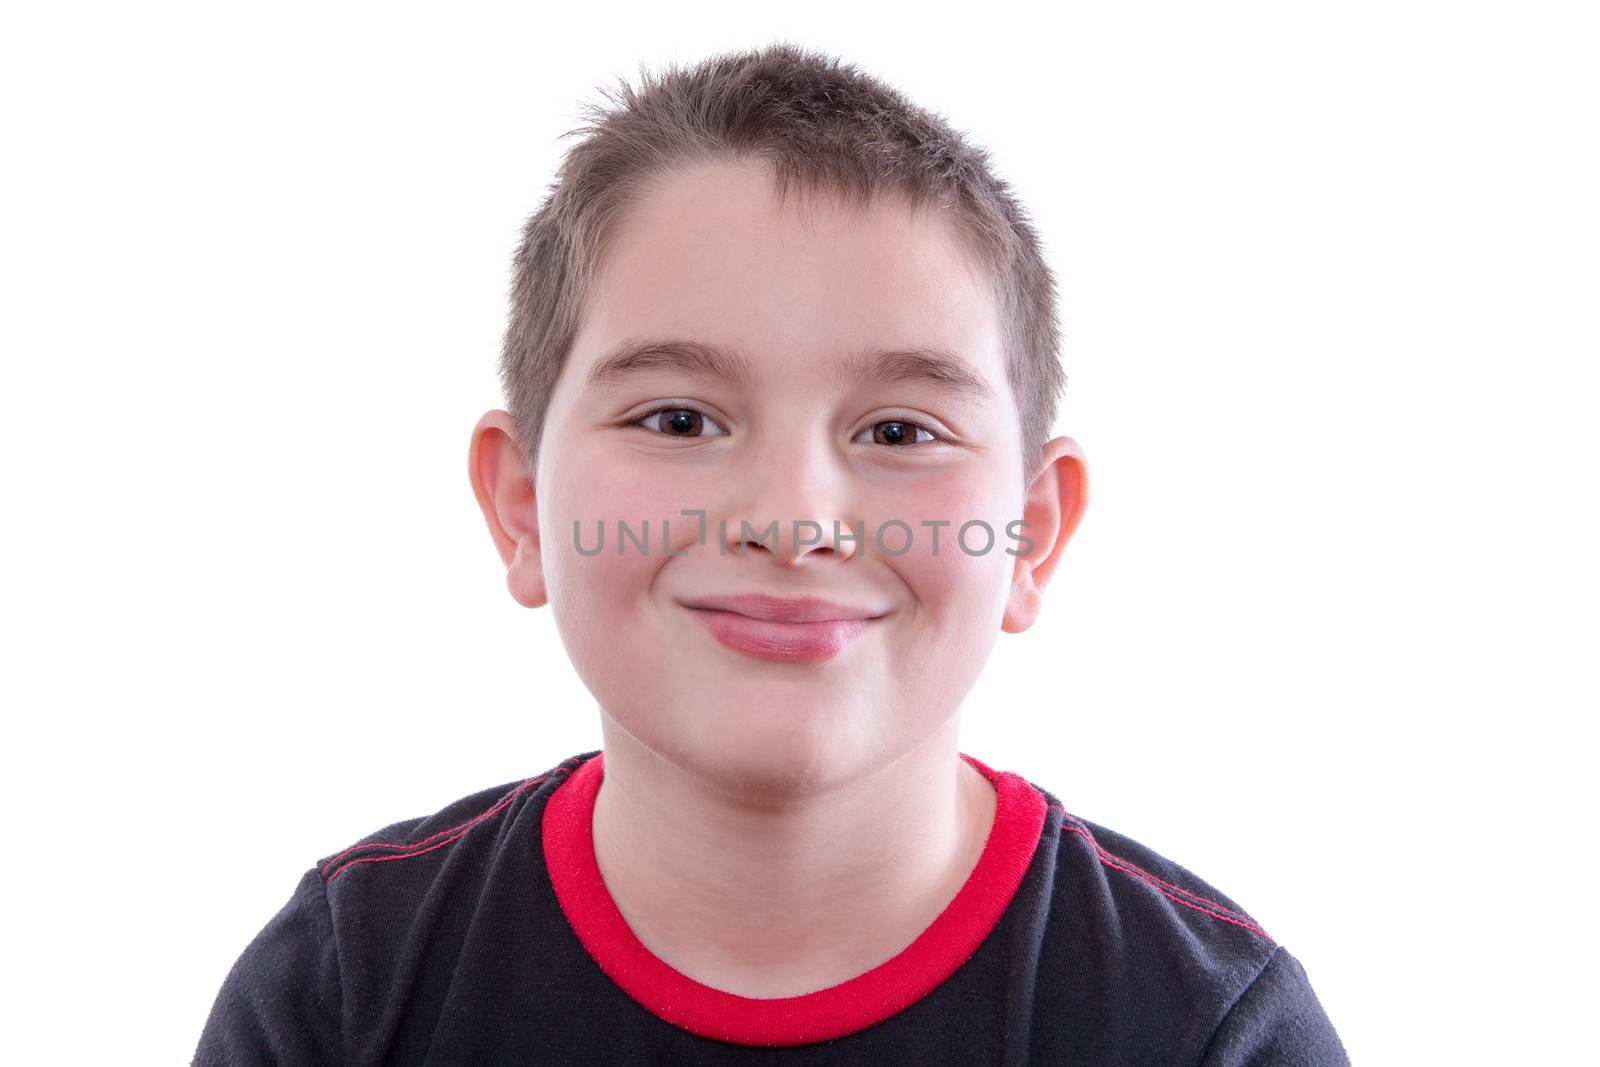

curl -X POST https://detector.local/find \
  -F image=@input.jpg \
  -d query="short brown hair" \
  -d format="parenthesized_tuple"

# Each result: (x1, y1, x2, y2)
(500, 41, 1065, 487)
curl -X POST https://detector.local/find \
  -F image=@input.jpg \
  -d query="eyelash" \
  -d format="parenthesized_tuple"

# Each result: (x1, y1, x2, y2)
(629, 406, 944, 447)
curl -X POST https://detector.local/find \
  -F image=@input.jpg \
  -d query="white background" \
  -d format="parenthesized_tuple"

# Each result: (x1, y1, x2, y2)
(3, 2, 1595, 1062)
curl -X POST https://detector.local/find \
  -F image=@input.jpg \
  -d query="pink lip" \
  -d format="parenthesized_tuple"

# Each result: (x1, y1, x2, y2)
(678, 594, 885, 662)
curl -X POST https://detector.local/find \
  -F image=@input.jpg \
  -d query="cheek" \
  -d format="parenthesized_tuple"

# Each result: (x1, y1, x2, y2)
(539, 449, 672, 652)
(864, 475, 1019, 689)
(544, 436, 706, 542)
(869, 473, 1018, 597)
(891, 533, 1012, 658)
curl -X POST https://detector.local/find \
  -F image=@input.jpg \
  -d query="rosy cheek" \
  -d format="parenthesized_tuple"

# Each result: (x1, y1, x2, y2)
(866, 476, 1018, 602)
(544, 448, 692, 594)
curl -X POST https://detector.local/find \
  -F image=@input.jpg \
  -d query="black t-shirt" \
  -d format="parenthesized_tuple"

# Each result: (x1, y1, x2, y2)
(195, 749, 1349, 1065)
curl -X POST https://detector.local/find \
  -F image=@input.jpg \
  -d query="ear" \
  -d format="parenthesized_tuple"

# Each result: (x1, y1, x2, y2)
(468, 410, 547, 609)
(1002, 436, 1089, 633)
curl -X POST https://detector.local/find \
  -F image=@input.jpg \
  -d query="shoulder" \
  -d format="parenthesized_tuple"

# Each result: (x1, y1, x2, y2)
(1052, 807, 1277, 952)
(195, 751, 596, 1064)
(1199, 943, 1351, 1065)
(1019, 786, 1347, 1063)
(316, 749, 593, 895)
(194, 864, 345, 1064)
(1045, 802, 1277, 997)
(297, 753, 592, 1031)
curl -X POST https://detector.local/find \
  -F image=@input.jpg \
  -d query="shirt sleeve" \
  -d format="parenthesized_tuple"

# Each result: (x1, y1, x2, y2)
(1198, 946, 1350, 1067)
(192, 867, 344, 1067)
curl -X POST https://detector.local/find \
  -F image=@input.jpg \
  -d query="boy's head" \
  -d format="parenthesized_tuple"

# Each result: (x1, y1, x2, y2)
(471, 43, 1086, 793)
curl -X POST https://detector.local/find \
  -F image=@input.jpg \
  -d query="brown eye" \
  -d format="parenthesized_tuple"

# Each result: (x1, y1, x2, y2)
(854, 419, 939, 447)
(635, 407, 728, 438)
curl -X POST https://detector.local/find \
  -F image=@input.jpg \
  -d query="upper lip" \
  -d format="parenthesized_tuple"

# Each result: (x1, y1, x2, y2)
(678, 594, 885, 623)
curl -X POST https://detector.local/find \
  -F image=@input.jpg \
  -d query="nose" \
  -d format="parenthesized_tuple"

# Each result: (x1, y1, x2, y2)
(716, 439, 863, 565)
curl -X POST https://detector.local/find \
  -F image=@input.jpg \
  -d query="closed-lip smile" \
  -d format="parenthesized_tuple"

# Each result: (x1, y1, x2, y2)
(677, 594, 887, 661)
(676, 593, 885, 624)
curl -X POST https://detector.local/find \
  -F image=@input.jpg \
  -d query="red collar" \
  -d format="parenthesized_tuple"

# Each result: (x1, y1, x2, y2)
(542, 749, 1047, 1047)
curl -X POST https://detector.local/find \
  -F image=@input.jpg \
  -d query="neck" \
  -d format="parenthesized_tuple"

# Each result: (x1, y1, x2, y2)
(589, 713, 999, 998)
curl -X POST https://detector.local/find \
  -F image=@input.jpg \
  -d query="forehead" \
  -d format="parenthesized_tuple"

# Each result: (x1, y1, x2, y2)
(568, 160, 1008, 397)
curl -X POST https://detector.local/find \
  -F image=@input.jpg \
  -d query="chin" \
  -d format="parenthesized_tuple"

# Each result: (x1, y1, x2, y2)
(656, 705, 887, 803)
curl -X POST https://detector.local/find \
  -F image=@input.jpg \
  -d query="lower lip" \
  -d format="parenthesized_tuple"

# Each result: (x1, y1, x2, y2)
(684, 607, 875, 662)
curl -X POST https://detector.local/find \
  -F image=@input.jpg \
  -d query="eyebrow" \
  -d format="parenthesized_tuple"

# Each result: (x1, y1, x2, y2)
(584, 337, 996, 405)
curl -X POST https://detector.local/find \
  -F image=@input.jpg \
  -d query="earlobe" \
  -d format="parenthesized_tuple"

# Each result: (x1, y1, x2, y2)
(468, 409, 547, 609)
(1001, 580, 1043, 634)
(1001, 436, 1089, 634)
(506, 533, 548, 609)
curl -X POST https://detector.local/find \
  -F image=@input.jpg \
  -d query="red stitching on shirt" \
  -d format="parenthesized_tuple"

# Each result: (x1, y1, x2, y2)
(325, 827, 477, 883)
(1052, 807, 1273, 942)
(1070, 829, 1272, 941)
(320, 774, 551, 882)
(1053, 808, 1256, 925)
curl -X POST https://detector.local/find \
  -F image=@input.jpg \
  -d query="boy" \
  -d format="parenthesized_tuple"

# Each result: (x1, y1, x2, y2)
(195, 42, 1348, 1065)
